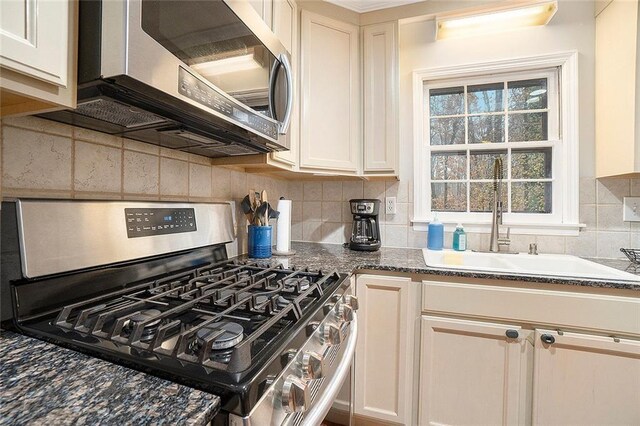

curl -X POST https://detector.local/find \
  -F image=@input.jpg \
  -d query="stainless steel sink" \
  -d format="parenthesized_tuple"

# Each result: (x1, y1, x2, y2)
(422, 249, 640, 281)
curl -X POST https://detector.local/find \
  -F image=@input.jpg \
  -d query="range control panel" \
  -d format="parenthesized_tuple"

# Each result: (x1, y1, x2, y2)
(125, 208, 196, 238)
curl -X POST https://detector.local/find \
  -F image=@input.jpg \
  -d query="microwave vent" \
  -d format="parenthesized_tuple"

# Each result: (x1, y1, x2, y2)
(75, 99, 169, 128)
(212, 144, 259, 156)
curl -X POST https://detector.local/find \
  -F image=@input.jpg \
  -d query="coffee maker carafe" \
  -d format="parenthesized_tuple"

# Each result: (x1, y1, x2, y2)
(349, 199, 381, 251)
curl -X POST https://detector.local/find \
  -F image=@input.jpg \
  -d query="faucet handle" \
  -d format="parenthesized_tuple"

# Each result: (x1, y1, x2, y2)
(528, 243, 538, 255)
(498, 227, 511, 246)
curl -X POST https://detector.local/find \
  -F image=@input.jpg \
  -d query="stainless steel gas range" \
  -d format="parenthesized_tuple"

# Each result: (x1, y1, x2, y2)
(1, 199, 357, 425)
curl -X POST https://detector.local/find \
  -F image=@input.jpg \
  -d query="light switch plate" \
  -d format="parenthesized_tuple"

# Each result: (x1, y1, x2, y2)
(623, 197, 640, 221)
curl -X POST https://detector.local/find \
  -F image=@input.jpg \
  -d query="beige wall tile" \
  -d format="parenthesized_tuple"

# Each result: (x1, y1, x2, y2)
(596, 231, 628, 259)
(123, 138, 159, 155)
(303, 182, 322, 201)
(322, 181, 342, 201)
(291, 200, 303, 221)
(342, 181, 363, 201)
(302, 221, 322, 241)
(385, 224, 408, 247)
(407, 228, 427, 248)
(124, 151, 159, 194)
(597, 204, 629, 231)
(3, 115, 72, 137)
(287, 181, 303, 201)
(383, 202, 409, 226)
(189, 163, 212, 197)
(2, 127, 72, 190)
(291, 221, 303, 241)
(303, 201, 322, 222)
(211, 166, 232, 199)
(580, 204, 596, 230)
(579, 177, 596, 204)
(566, 231, 597, 258)
(536, 235, 566, 254)
(74, 141, 122, 193)
(385, 180, 409, 203)
(160, 157, 189, 196)
(631, 179, 640, 197)
(596, 178, 629, 204)
(322, 222, 346, 244)
(160, 147, 190, 161)
(75, 128, 121, 148)
(363, 181, 385, 200)
(322, 201, 342, 222)
(189, 153, 211, 166)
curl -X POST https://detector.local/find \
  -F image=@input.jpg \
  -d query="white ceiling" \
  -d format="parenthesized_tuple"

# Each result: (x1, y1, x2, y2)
(323, 0, 425, 13)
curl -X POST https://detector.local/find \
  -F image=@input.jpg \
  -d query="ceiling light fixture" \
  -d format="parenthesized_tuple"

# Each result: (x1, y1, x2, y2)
(435, 0, 558, 40)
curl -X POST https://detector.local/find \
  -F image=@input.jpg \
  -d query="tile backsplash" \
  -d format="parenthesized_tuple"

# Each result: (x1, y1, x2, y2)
(0, 115, 288, 255)
(286, 177, 637, 260)
(0, 115, 635, 259)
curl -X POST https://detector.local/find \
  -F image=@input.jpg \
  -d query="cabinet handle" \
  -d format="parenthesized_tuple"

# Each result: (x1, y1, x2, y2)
(505, 329, 519, 339)
(540, 334, 556, 345)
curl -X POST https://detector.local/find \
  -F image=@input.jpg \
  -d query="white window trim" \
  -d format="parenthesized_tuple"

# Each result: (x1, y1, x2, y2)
(412, 51, 581, 236)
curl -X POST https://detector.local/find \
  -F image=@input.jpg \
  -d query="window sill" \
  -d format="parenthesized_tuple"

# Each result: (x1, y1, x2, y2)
(411, 219, 585, 236)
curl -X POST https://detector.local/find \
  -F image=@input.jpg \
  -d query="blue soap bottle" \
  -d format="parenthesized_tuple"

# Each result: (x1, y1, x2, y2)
(427, 215, 444, 250)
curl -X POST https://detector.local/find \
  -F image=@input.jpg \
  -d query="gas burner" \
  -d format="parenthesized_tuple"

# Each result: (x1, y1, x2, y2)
(276, 296, 291, 309)
(124, 309, 162, 342)
(283, 277, 310, 291)
(196, 321, 244, 350)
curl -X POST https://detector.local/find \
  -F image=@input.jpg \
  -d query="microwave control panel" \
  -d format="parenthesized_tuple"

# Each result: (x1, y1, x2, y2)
(125, 208, 196, 238)
(178, 67, 278, 140)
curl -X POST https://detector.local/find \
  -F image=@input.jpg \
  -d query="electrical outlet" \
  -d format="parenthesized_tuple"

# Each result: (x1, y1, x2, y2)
(385, 197, 397, 215)
(623, 197, 640, 222)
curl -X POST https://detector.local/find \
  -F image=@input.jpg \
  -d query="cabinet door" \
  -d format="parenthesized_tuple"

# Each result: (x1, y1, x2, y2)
(0, 0, 68, 86)
(532, 329, 640, 425)
(419, 316, 532, 426)
(354, 275, 418, 424)
(269, 0, 298, 168)
(299, 11, 360, 173)
(362, 22, 398, 174)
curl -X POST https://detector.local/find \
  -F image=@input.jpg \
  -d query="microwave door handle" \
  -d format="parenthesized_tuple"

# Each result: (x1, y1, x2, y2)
(278, 53, 294, 135)
(268, 59, 279, 122)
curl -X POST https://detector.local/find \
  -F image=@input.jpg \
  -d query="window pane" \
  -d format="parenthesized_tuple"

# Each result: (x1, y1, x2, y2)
(470, 182, 506, 212)
(429, 86, 464, 116)
(468, 83, 504, 113)
(512, 148, 552, 179)
(470, 150, 507, 180)
(431, 151, 467, 180)
(430, 117, 465, 145)
(468, 115, 505, 144)
(509, 112, 548, 142)
(511, 182, 552, 213)
(508, 78, 547, 111)
(432, 183, 467, 212)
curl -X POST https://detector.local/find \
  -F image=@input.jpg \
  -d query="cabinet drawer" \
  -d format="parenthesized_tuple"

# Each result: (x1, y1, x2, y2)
(422, 281, 640, 336)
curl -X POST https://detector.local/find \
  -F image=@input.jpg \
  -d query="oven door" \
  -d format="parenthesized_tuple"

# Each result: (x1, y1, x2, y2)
(101, 0, 293, 147)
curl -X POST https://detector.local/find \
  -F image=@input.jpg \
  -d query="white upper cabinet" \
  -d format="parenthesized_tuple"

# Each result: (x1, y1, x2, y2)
(269, 0, 298, 168)
(595, 0, 640, 177)
(299, 10, 360, 173)
(0, 0, 76, 114)
(362, 22, 398, 175)
(249, 0, 274, 29)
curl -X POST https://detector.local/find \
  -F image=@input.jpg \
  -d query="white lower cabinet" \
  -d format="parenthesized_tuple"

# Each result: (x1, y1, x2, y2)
(419, 279, 640, 426)
(532, 329, 640, 425)
(419, 316, 532, 426)
(354, 274, 419, 425)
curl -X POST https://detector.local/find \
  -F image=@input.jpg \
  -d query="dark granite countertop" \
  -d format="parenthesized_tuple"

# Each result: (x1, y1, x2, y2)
(0, 330, 220, 426)
(259, 242, 640, 291)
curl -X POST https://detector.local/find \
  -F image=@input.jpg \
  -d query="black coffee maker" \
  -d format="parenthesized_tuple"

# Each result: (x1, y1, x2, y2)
(349, 199, 381, 251)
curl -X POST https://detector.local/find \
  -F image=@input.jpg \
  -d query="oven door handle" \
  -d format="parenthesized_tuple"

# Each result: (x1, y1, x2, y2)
(302, 316, 358, 425)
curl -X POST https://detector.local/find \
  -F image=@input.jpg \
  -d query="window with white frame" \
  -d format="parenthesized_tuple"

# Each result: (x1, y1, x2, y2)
(413, 53, 580, 234)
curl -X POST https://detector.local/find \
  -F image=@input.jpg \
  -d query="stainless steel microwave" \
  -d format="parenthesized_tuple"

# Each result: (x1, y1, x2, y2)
(43, 0, 293, 157)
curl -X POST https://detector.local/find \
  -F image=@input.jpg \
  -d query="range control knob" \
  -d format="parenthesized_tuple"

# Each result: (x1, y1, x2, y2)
(281, 375, 309, 413)
(344, 295, 359, 310)
(321, 323, 342, 346)
(334, 303, 354, 322)
(280, 348, 297, 367)
(302, 351, 325, 380)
